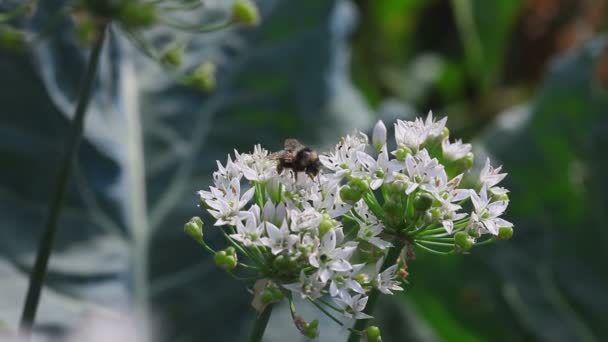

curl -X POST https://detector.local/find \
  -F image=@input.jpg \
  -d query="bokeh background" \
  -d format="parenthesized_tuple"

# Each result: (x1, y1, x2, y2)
(1, 0, 607, 341)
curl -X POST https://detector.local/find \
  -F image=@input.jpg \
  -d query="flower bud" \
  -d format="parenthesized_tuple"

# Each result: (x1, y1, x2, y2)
(492, 192, 509, 202)
(161, 42, 186, 69)
(319, 213, 336, 237)
(184, 216, 204, 244)
(413, 192, 433, 212)
(372, 120, 387, 152)
(394, 144, 412, 161)
(365, 326, 382, 342)
(0, 27, 26, 50)
(118, 1, 157, 29)
(188, 62, 216, 92)
(454, 231, 474, 251)
(340, 185, 362, 204)
(214, 247, 238, 271)
(302, 319, 319, 339)
(232, 0, 260, 26)
(441, 127, 450, 140)
(261, 285, 284, 304)
(498, 226, 513, 240)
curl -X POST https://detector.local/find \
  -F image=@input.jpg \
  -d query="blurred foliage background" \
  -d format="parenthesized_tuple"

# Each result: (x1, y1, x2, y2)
(1, 0, 607, 341)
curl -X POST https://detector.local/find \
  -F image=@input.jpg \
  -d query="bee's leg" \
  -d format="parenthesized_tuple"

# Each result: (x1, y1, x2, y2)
(294, 171, 298, 182)
(277, 164, 283, 174)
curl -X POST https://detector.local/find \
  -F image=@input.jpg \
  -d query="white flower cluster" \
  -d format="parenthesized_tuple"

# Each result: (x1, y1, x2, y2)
(188, 112, 513, 335)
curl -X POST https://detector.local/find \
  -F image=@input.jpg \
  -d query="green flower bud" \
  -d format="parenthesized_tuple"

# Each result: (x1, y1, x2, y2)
(461, 152, 474, 170)
(184, 216, 204, 244)
(261, 285, 284, 304)
(351, 177, 370, 194)
(492, 192, 509, 202)
(395, 144, 412, 161)
(0, 26, 26, 50)
(319, 214, 336, 237)
(232, 0, 260, 26)
(454, 231, 474, 251)
(441, 127, 450, 140)
(161, 42, 186, 69)
(354, 273, 368, 285)
(365, 326, 382, 342)
(118, 1, 157, 29)
(303, 320, 319, 339)
(498, 226, 513, 240)
(413, 192, 433, 212)
(214, 247, 238, 271)
(340, 185, 362, 204)
(188, 62, 216, 92)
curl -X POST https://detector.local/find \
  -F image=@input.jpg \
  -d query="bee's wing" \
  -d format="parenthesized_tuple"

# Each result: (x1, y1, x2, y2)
(284, 138, 304, 152)
(269, 150, 296, 161)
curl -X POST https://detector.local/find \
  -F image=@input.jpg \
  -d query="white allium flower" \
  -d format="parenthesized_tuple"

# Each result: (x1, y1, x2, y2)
(354, 147, 403, 190)
(237, 145, 277, 183)
(403, 150, 446, 195)
(372, 120, 387, 151)
(430, 174, 471, 233)
(469, 186, 513, 235)
(374, 259, 403, 295)
(283, 271, 325, 300)
(308, 229, 356, 282)
(199, 178, 255, 226)
(229, 209, 264, 246)
(357, 223, 392, 250)
(328, 263, 367, 299)
(334, 294, 372, 319)
(479, 158, 508, 195)
(394, 111, 446, 151)
(262, 200, 287, 226)
(319, 131, 368, 177)
(442, 138, 471, 161)
(260, 220, 298, 255)
(289, 207, 323, 232)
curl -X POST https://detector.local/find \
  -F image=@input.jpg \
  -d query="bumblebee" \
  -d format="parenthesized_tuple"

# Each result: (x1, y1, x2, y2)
(270, 139, 321, 180)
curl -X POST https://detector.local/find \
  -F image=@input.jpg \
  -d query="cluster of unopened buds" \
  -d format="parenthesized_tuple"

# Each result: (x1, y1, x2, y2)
(185, 112, 513, 340)
(1, 0, 261, 91)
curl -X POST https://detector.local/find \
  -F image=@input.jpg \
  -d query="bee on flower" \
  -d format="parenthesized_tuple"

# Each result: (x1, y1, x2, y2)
(185, 111, 514, 341)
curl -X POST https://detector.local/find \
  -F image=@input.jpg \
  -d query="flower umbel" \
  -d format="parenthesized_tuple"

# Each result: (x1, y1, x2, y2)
(185, 113, 514, 339)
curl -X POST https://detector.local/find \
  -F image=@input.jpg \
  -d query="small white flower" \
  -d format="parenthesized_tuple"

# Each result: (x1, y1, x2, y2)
(442, 138, 471, 161)
(319, 131, 368, 177)
(335, 293, 373, 319)
(308, 229, 356, 282)
(357, 223, 392, 250)
(403, 150, 446, 195)
(328, 263, 366, 299)
(354, 147, 403, 190)
(469, 186, 513, 235)
(237, 145, 277, 183)
(230, 210, 264, 246)
(374, 259, 403, 295)
(199, 178, 255, 226)
(289, 207, 323, 232)
(479, 158, 508, 195)
(283, 271, 325, 300)
(394, 111, 446, 151)
(372, 120, 387, 151)
(260, 220, 298, 255)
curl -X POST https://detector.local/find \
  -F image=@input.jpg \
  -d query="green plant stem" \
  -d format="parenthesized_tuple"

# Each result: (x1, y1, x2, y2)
(18, 22, 108, 336)
(347, 239, 405, 342)
(248, 305, 273, 342)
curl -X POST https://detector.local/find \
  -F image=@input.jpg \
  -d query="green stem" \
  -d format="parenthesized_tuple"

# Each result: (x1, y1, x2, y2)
(19, 22, 108, 336)
(248, 305, 273, 342)
(347, 240, 405, 342)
